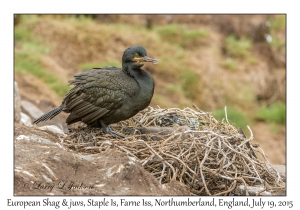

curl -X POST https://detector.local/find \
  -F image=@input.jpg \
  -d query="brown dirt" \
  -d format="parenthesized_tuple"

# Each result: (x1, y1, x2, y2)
(251, 122, 286, 165)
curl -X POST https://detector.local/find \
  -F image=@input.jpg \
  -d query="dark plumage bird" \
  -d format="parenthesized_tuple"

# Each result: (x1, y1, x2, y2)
(33, 46, 158, 137)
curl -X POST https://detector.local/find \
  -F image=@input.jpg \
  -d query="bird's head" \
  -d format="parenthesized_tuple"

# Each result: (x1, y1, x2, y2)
(122, 46, 158, 70)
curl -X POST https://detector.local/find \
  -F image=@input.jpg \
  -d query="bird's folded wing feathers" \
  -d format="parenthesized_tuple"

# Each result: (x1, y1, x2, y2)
(64, 68, 137, 124)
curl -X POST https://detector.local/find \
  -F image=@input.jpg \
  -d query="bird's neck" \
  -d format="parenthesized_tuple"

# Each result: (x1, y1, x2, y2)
(123, 64, 154, 96)
(122, 63, 141, 78)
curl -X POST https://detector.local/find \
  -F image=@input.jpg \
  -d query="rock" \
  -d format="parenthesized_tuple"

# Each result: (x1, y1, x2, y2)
(272, 164, 286, 179)
(14, 123, 191, 196)
(235, 185, 272, 196)
(38, 125, 66, 136)
(20, 100, 68, 132)
(21, 100, 44, 120)
(14, 82, 21, 123)
(16, 134, 59, 146)
(20, 112, 32, 126)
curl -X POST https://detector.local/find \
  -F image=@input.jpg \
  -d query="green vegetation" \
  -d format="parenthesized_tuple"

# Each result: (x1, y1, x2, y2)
(156, 51, 186, 78)
(15, 53, 70, 97)
(14, 19, 70, 97)
(14, 14, 40, 26)
(269, 15, 286, 31)
(165, 84, 183, 95)
(269, 35, 285, 48)
(221, 58, 238, 71)
(213, 107, 250, 131)
(180, 70, 200, 100)
(256, 102, 286, 124)
(224, 35, 253, 58)
(156, 24, 207, 48)
(14, 22, 46, 54)
(268, 15, 286, 50)
(14, 26, 31, 42)
(222, 35, 257, 72)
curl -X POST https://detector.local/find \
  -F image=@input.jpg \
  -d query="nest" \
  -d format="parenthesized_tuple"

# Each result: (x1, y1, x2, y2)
(61, 105, 285, 196)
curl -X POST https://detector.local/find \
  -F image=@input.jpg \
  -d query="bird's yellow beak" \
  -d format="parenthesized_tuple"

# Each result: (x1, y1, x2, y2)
(134, 56, 158, 64)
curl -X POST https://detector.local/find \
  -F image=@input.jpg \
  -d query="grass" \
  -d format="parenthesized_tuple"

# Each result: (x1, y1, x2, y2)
(269, 15, 286, 31)
(14, 20, 70, 97)
(213, 107, 250, 131)
(14, 26, 31, 42)
(180, 70, 200, 100)
(15, 53, 70, 97)
(224, 35, 253, 58)
(268, 15, 286, 50)
(155, 49, 187, 80)
(221, 58, 238, 71)
(256, 102, 286, 124)
(14, 14, 40, 26)
(165, 84, 184, 95)
(269, 36, 285, 49)
(156, 24, 207, 48)
(222, 35, 257, 70)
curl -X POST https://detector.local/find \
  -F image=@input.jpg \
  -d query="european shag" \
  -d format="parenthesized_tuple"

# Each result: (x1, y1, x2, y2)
(33, 46, 158, 137)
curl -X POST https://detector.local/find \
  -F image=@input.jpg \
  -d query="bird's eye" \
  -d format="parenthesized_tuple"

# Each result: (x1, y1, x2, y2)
(134, 53, 139, 57)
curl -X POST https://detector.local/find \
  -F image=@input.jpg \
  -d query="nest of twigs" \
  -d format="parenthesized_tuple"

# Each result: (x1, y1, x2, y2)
(61, 105, 285, 195)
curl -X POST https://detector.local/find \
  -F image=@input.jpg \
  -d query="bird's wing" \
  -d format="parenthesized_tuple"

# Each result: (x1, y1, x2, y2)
(64, 68, 138, 125)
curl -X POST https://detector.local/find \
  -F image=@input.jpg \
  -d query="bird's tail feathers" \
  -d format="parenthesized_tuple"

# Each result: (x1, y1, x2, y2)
(33, 105, 63, 124)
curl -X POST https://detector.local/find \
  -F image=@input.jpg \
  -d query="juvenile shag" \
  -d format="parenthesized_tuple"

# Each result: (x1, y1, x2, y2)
(33, 46, 158, 137)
